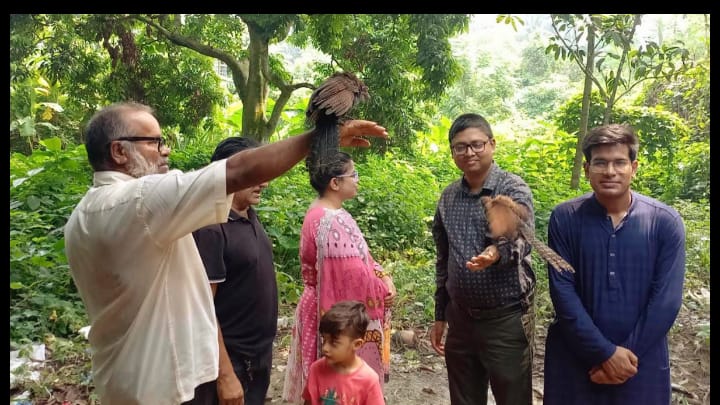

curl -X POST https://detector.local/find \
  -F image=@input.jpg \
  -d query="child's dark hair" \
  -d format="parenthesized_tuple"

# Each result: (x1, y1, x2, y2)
(319, 300, 369, 340)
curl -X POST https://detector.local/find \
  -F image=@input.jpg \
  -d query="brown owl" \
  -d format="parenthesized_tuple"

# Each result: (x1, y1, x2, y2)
(481, 195, 575, 273)
(306, 71, 370, 124)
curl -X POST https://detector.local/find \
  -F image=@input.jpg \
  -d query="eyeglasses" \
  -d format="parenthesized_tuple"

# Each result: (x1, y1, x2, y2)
(113, 136, 167, 152)
(336, 170, 359, 182)
(451, 140, 489, 155)
(588, 159, 632, 174)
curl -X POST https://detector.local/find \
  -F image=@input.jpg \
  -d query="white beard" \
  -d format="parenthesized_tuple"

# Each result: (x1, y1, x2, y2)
(126, 149, 161, 178)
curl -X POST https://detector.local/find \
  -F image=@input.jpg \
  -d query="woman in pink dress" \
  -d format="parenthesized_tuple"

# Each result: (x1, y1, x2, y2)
(282, 151, 396, 403)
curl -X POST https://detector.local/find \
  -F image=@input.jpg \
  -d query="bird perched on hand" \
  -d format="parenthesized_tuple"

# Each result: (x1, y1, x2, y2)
(306, 71, 370, 125)
(481, 195, 575, 273)
(305, 71, 370, 176)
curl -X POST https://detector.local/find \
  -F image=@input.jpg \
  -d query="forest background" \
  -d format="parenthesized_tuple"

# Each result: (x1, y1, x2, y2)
(9, 14, 710, 404)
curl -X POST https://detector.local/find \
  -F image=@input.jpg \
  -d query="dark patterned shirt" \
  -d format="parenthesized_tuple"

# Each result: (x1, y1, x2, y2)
(433, 162, 535, 320)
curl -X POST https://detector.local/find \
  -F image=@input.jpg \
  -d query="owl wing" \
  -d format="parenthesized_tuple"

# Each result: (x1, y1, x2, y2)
(307, 72, 368, 122)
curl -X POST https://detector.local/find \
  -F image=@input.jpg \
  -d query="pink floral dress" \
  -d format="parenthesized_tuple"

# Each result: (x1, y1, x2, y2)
(282, 205, 391, 403)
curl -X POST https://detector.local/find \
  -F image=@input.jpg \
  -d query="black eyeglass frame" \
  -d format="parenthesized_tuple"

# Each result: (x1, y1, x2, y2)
(451, 140, 489, 155)
(112, 136, 167, 152)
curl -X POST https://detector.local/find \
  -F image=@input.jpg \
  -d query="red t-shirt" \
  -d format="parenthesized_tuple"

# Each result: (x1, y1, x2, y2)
(302, 357, 385, 405)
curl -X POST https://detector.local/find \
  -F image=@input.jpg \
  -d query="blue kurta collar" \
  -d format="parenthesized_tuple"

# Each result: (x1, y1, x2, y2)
(589, 191, 637, 217)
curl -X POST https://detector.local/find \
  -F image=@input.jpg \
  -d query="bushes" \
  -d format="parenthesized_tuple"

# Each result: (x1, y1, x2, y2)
(10, 140, 91, 343)
(9, 127, 710, 340)
(254, 149, 454, 309)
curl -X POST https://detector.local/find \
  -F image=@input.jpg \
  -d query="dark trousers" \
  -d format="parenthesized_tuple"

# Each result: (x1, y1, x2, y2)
(182, 380, 216, 405)
(183, 348, 272, 405)
(444, 299, 535, 405)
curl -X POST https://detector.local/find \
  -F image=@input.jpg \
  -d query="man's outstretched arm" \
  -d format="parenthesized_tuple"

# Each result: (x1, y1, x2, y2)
(225, 120, 387, 194)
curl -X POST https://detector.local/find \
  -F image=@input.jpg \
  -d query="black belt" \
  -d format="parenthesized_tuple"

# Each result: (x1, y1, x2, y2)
(466, 302, 523, 320)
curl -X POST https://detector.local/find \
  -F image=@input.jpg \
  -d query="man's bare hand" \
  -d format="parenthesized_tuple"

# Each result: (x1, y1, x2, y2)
(338, 120, 388, 147)
(217, 371, 245, 405)
(430, 321, 447, 356)
(466, 245, 500, 271)
(589, 346, 638, 385)
(588, 366, 620, 384)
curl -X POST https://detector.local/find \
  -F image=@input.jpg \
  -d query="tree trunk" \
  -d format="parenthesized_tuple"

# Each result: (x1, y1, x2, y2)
(571, 20, 596, 190)
(242, 27, 271, 142)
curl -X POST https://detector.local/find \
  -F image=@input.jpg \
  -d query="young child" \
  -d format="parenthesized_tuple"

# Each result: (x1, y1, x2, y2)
(302, 300, 386, 405)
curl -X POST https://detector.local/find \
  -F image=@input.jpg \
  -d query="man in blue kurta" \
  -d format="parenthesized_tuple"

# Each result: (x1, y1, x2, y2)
(543, 124, 686, 404)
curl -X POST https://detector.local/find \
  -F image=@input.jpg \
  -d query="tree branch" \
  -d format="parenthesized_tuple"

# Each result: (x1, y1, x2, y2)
(265, 81, 314, 134)
(607, 15, 642, 107)
(551, 16, 607, 100)
(132, 14, 249, 97)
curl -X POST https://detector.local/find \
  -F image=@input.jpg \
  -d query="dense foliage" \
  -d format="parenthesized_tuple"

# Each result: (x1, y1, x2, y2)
(9, 14, 709, 402)
(10, 141, 91, 343)
(10, 110, 709, 343)
(10, 14, 227, 152)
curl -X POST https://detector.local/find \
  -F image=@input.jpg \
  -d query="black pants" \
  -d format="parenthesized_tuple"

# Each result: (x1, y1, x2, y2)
(183, 348, 272, 405)
(182, 380, 216, 405)
(444, 299, 535, 405)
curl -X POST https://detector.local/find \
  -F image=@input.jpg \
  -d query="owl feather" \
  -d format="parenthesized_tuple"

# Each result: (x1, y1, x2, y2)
(305, 72, 371, 175)
(306, 72, 370, 124)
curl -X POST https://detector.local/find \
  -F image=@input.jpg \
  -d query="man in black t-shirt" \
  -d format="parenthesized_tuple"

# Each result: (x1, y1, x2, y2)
(190, 137, 277, 405)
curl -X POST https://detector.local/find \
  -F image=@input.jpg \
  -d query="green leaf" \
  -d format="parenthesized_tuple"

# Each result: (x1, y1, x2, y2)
(38, 102, 64, 112)
(26, 195, 41, 210)
(20, 117, 36, 138)
(36, 122, 59, 131)
(40, 137, 62, 151)
(12, 177, 28, 188)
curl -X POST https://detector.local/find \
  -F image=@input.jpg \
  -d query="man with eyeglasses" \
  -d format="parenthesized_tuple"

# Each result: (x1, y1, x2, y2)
(431, 113, 537, 405)
(543, 124, 686, 404)
(63, 101, 387, 405)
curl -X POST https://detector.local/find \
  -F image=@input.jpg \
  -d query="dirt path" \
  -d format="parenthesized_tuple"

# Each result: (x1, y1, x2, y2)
(11, 291, 708, 405)
(266, 301, 710, 405)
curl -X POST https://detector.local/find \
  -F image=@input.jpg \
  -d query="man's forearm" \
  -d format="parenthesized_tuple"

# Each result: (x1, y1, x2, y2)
(225, 130, 313, 194)
(217, 320, 235, 378)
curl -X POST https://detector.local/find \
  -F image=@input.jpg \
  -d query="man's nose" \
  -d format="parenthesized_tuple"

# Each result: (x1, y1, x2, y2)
(605, 163, 619, 174)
